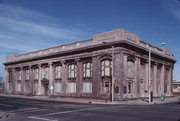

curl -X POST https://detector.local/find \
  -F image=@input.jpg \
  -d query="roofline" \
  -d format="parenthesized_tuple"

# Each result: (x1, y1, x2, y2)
(3, 40, 176, 65)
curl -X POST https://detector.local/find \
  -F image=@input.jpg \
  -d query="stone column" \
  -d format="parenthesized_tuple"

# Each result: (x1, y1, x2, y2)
(75, 58, 81, 97)
(92, 56, 100, 98)
(160, 64, 165, 95)
(145, 61, 149, 97)
(61, 60, 67, 95)
(28, 65, 33, 94)
(49, 62, 54, 96)
(123, 54, 127, 97)
(20, 67, 24, 94)
(38, 64, 42, 95)
(4, 67, 9, 93)
(135, 57, 140, 97)
(114, 52, 123, 100)
(76, 58, 82, 97)
(12, 68, 16, 94)
(153, 63, 158, 97)
(168, 66, 172, 96)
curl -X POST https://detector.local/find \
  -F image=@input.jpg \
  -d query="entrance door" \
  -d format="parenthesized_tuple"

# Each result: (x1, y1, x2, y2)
(44, 84, 49, 96)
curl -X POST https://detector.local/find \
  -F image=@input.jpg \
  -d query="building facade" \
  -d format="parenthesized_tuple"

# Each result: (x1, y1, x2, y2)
(4, 29, 176, 100)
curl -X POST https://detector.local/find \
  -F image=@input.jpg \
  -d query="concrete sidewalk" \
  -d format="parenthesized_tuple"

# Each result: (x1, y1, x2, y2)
(0, 94, 179, 105)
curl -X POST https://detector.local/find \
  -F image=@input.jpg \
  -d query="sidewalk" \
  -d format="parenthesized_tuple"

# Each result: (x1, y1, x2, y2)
(0, 93, 179, 105)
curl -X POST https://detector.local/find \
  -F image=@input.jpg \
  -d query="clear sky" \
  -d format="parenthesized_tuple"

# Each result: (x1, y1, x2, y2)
(0, 0, 180, 81)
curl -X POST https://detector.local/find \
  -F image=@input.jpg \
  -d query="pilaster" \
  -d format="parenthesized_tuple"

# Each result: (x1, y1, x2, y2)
(4, 67, 9, 93)
(92, 56, 100, 98)
(75, 58, 81, 97)
(49, 62, 54, 96)
(122, 54, 127, 97)
(153, 63, 158, 97)
(161, 64, 165, 95)
(61, 60, 67, 94)
(38, 64, 42, 95)
(12, 68, 16, 93)
(145, 61, 149, 97)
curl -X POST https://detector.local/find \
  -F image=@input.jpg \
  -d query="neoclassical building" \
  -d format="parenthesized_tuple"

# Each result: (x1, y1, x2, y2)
(3, 29, 176, 100)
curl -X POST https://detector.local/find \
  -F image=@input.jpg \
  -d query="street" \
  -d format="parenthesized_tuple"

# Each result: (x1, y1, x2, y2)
(0, 96, 179, 121)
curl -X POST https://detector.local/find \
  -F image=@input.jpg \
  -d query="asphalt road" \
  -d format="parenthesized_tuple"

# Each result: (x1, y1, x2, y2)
(0, 96, 179, 121)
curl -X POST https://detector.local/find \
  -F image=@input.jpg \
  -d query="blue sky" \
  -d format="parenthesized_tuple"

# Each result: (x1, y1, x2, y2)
(0, 0, 180, 81)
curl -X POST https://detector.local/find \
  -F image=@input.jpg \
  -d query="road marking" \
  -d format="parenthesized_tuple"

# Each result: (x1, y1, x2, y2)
(20, 108, 48, 113)
(9, 108, 38, 113)
(0, 103, 14, 107)
(28, 106, 126, 117)
(28, 116, 58, 121)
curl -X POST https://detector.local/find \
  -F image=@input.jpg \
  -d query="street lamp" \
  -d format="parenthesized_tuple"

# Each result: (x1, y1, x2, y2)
(102, 42, 115, 102)
(148, 42, 166, 103)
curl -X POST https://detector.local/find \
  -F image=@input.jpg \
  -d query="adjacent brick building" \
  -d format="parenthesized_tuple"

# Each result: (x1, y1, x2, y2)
(3, 29, 176, 100)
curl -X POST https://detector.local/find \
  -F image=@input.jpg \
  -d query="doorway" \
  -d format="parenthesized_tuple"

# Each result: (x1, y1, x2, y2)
(44, 83, 49, 96)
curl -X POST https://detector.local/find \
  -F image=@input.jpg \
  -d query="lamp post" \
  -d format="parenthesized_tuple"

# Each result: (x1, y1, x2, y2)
(148, 42, 166, 103)
(102, 42, 115, 102)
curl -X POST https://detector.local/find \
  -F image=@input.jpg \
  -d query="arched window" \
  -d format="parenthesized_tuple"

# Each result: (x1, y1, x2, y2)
(101, 60, 112, 77)
(127, 60, 135, 78)
(17, 70, 22, 81)
(83, 62, 92, 78)
(55, 65, 61, 79)
(43, 67, 49, 79)
(68, 64, 77, 78)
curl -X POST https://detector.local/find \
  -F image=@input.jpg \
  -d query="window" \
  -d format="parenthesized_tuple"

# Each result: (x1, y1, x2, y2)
(43, 67, 49, 79)
(101, 81, 111, 93)
(17, 70, 22, 80)
(16, 82, 21, 92)
(101, 60, 112, 77)
(54, 82, 62, 93)
(25, 69, 30, 80)
(127, 80, 133, 93)
(34, 82, 39, 94)
(127, 61, 135, 78)
(33, 68, 39, 80)
(83, 62, 92, 78)
(68, 82, 76, 93)
(83, 82, 92, 93)
(55, 65, 61, 79)
(68, 64, 76, 78)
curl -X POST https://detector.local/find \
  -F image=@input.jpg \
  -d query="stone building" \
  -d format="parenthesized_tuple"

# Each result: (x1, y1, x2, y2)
(3, 29, 176, 100)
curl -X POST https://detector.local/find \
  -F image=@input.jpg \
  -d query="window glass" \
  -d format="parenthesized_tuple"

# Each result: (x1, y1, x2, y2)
(68, 64, 76, 78)
(43, 67, 49, 79)
(127, 61, 134, 78)
(83, 82, 92, 93)
(54, 82, 62, 93)
(101, 60, 112, 77)
(33, 68, 39, 80)
(83, 62, 92, 78)
(34, 83, 39, 94)
(17, 70, 22, 80)
(25, 69, 30, 80)
(16, 82, 21, 92)
(55, 66, 61, 79)
(68, 82, 76, 93)
(101, 81, 111, 93)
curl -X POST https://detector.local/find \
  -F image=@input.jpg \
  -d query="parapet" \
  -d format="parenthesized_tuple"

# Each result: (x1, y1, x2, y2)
(93, 29, 140, 43)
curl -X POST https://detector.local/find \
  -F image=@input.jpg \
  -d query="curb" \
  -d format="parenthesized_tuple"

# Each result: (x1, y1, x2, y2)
(0, 95, 179, 105)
